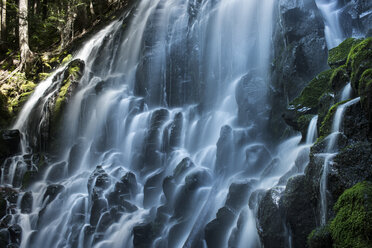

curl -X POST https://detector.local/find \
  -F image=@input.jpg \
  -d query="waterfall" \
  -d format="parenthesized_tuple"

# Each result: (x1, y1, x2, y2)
(2, 0, 288, 247)
(319, 97, 360, 225)
(315, 0, 345, 48)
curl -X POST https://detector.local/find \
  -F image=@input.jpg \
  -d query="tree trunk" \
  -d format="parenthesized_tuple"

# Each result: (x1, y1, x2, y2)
(19, 0, 32, 71)
(1, 0, 6, 44)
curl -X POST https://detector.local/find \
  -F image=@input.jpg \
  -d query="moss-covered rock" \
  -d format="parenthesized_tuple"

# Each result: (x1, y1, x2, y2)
(307, 225, 332, 248)
(291, 69, 333, 111)
(347, 38, 372, 92)
(319, 100, 349, 137)
(329, 65, 349, 92)
(328, 38, 362, 69)
(0, 72, 37, 128)
(358, 69, 372, 121)
(330, 181, 372, 248)
(51, 59, 85, 126)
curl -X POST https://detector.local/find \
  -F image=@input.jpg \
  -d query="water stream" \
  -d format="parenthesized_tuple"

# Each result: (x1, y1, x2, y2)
(0, 0, 354, 247)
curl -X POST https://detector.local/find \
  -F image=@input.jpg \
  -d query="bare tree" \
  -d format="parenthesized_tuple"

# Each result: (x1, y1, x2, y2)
(19, 0, 32, 71)
(1, 0, 6, 44)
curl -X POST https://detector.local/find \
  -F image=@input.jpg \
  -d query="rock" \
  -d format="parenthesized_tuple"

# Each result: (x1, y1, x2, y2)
(133, 223, 155, 248)
(20, 192, 33, 214)
(0, 196, 6, 220)
(348, 38, 372, 92)
(328, 181, 372, 248)
(67, 140, 87, 176)
(215, 125, 233, 175)
(0, 130, 21, 159)
(327, 38, 362, 68)
(235, 72, 268, 126)
(204, 207, 236, 248)
(257, 188, 287, 248)
(225, 182, 251, 212)
(43, 184, 64, 205)
(0, 229, 10, 247)
(307, 225, 332, 248)
(143, 170, 164, 208)
(269, 0, 328, 140)
(279, 175, 317, 248)
(88, 166, 110, 192)
(141, 109, 169, 170)
(8, 224, 22, 244)
(244, 144, 271, 175)
(107, 172, 137, 205)
(173, 157, 195, 182)
(90, 198, 107, 227)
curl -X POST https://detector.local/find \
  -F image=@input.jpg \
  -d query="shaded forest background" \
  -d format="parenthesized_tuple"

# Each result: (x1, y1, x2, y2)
(0, 0, 132, 71)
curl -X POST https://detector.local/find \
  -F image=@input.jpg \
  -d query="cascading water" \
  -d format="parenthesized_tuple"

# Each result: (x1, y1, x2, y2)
(318, 97, 360, 225)
(315, 0, 345, 48)
(1, 0, 356, 247)
(2, 0, 295, 247)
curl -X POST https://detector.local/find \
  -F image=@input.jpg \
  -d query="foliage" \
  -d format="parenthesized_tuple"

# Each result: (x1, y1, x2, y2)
(328, 38, 362, 69)
(291, 69, 333, 111)
(330, 181, 372, 248)
(307, 225, 332, 248)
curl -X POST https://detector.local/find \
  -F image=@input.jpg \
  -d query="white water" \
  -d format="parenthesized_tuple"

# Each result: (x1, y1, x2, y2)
(319, 97, 360, 224)
(340, 82, 352, 102)
(315, 0, 345, 48)
(1, 0, 356, 247)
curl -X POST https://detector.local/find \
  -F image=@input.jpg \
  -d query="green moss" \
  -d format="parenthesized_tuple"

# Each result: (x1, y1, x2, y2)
(38, 73, 50, 81)
(319, 100, 349, 137)
(328, 38, 362, 69)
(297, 114, 315, 134)
(346, 38, 372, 91)
(61, 54, 73, 65)
(330, 181, 372, 248)
(307, 225, 333, 248)
(20, 81, 37, 92)
(54, 79, 72, 119)
(291, 69, 334, 110)
(358, 69, 372, 108)
(329, 65, 349, 91)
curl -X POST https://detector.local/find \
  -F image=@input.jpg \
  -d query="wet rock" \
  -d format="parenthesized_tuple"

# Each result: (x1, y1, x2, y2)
(244, 144, 272, 175)
(173, 157, 195, 182)
(0, 130, 21, 160)
(225, 182, 251, 212)
(279, 175, 316, 248)
(257, 188, 287, 248)
(90, 198, 107, 227)
(205, 207, 236, 248)
(47, 162, 67, 182)
(141, 109, 169, 170)
(88, 166, 110, 196)
(0, 229, 10, 247)
(269, 0, 327, 140)
(20, 192, 33, 214)
(236, 72, 268, 127)
(8, 224, 21, 244)
(215, 125, 234, 175)
(143, 170, 164, 208)
(168, 112, 183, 149)
(67, 140, 87, 176)
(43, 184, 64, 205)
(133, 223, 155, 248)
(0, 196, 6, 219)
(173, 169, 212, 219)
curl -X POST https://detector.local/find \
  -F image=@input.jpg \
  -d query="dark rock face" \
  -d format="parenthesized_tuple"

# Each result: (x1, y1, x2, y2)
(205, 181, 252, 248)
(269, 0, 328, 140)
(20, 192, 33, 214)
(260, 37, 372, 248)
(257, 188, 286, 248)
(0, 130, 21, 160)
